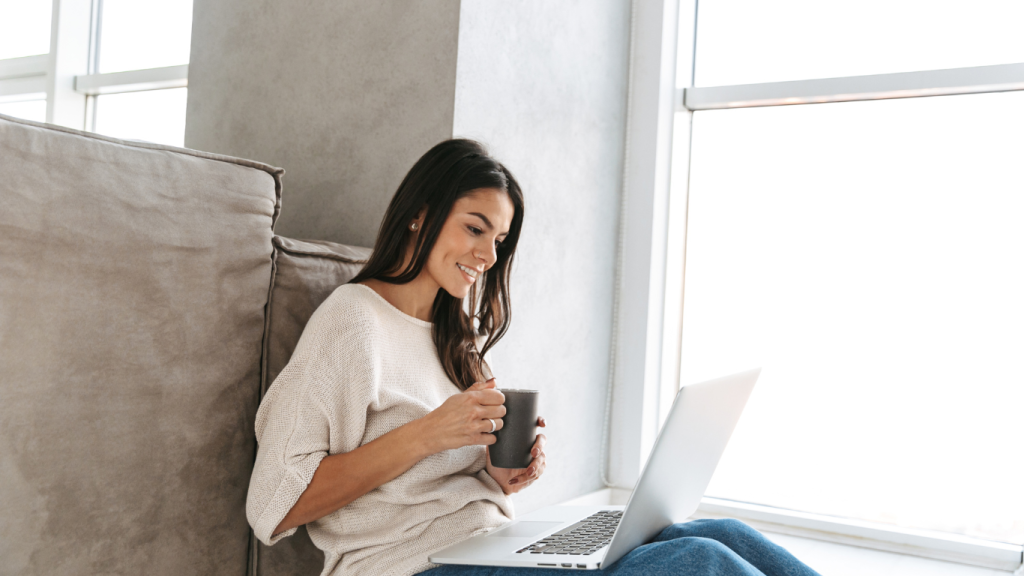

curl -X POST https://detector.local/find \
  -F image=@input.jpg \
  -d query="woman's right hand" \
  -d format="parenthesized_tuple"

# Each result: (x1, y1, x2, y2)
(420, 377, 506, 453)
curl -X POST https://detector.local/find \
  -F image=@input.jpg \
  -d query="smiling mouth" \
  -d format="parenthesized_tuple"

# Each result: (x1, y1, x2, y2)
(457, 263, 479, 281)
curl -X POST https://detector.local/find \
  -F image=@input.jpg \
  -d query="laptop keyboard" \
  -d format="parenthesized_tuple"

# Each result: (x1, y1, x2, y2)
(516, 510, 623, 556)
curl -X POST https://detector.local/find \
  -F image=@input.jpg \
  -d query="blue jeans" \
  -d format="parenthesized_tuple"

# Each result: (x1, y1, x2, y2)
(424, 519, 821, 576)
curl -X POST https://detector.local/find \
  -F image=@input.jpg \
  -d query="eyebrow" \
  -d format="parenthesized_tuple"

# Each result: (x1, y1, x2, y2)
(469, 212, 509, 237)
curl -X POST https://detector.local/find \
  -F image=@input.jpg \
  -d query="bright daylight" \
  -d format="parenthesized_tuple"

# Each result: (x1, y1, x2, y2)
(1, 1, 1021, 576)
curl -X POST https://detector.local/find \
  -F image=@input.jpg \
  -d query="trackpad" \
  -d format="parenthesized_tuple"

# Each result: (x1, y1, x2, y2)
(487, 521, 563, 538)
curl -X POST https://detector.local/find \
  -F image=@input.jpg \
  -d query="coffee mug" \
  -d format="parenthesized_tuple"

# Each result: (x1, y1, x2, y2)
(490, 388, 539, 468)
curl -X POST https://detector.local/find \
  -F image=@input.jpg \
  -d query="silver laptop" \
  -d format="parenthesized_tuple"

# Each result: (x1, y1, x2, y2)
(429, 368, 760, 571)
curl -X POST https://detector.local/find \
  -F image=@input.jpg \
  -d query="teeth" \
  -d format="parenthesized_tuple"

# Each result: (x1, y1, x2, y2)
(457, 263, 478, 278)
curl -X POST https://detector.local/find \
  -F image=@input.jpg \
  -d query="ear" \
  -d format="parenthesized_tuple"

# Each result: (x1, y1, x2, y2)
(414, 204, 428, 222)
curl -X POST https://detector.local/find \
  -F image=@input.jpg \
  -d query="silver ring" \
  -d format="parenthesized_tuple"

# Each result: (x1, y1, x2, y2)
(487, 419, 496, 433)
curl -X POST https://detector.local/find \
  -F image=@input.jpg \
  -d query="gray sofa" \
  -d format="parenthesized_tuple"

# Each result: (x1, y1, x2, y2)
(0, 113, 371, 575)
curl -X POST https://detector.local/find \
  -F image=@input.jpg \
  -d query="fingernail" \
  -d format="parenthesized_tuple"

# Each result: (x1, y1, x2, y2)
(509, 478, 518, 485)
(532, 449, 538, 457)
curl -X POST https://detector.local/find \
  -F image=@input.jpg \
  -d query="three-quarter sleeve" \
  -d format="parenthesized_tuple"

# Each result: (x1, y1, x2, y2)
(245, 294, 379, 546)
(246, 373, 331, 545)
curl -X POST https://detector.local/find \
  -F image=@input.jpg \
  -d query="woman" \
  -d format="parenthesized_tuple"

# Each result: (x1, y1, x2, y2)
(247, 139, 821, 576)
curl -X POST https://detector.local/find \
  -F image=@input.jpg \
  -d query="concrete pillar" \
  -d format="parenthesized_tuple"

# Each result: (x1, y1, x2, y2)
(185, 0, 461, 247)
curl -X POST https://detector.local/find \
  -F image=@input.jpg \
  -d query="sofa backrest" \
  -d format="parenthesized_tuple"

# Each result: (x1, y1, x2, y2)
(0, 114, 281, 575)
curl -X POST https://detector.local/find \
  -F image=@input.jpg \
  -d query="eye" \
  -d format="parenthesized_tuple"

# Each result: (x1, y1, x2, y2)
(470, 225, 504, 248)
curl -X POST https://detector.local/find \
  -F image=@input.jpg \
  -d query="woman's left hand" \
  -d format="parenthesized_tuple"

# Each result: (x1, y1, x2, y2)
(485, 417, 547, 495)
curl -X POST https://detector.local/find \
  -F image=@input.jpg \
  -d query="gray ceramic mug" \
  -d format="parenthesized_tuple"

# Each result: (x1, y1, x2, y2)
(490, 389, 539, 468)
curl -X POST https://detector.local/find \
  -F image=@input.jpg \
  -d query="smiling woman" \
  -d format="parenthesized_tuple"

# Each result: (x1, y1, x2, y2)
(348, 138, 525, 389)
(245, 139, 543, 576)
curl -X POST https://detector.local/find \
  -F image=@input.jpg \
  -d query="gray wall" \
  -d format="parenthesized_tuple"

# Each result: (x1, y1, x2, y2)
(185, 0, 629, 515)
(185, 0, 461, 247)
(453, 0, 630, 513)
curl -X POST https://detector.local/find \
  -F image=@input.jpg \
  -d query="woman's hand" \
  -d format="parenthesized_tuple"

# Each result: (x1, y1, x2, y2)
(418, 377, 506, 454)
(486, 416, 547, 495)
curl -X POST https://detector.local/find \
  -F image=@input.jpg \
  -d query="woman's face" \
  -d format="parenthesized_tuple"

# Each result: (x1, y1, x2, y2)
(422, 188, 514, 299)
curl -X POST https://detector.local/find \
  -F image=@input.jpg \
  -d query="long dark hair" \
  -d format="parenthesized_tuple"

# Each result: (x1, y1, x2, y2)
(347, 139, 524, 390)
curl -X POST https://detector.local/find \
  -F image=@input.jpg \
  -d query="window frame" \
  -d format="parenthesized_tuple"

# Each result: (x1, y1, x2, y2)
(0, 0, 188, 132)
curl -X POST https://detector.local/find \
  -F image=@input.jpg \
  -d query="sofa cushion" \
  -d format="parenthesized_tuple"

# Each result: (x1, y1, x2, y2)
(261, 236, 374, 398)
(0, 114, 281, 575)
(255, 236, 372, 576)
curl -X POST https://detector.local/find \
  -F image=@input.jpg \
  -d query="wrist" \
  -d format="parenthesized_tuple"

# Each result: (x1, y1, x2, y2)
(401, 416, 439, 460)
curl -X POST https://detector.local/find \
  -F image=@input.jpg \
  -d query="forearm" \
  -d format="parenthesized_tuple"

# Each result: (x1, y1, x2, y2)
(273, 418, 435, 537)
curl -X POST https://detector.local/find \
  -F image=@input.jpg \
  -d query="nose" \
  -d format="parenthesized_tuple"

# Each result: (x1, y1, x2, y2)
(478, 240, 498, 269)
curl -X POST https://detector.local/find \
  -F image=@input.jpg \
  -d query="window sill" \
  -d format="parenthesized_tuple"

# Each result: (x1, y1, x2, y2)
(764, 530, 1016, 576)
(559, 489, 1023, 573)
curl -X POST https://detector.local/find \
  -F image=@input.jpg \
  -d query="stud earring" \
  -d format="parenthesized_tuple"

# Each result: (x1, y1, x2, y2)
(410, 222, 419, 231)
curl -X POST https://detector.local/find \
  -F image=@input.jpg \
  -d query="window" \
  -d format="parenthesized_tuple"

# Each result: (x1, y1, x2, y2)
(0, 0, 191, 146)
(0, 98, 47, 123)
(96, 0, 192, 74)
(673, 0, 1024, 550)
(694, 0, 1024, 86)
(93, 87, 188, 146)
(0, 0, 52, 60)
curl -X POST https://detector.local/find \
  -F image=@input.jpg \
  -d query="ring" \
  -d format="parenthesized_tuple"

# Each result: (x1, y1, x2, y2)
(487, 419, 496, 433)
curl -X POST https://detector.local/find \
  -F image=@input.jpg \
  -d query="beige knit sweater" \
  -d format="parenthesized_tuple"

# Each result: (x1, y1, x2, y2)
(247, 282, 514, 576)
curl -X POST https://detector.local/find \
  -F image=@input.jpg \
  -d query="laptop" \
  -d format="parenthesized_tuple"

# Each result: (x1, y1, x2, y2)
(429, 368, 760, 571)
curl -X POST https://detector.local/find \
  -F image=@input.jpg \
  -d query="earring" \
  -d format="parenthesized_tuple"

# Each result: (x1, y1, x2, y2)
(410, 222, 419, 231)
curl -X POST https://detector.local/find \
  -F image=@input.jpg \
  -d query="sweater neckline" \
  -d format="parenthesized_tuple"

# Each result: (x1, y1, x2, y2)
(351, 282, 433, 329)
